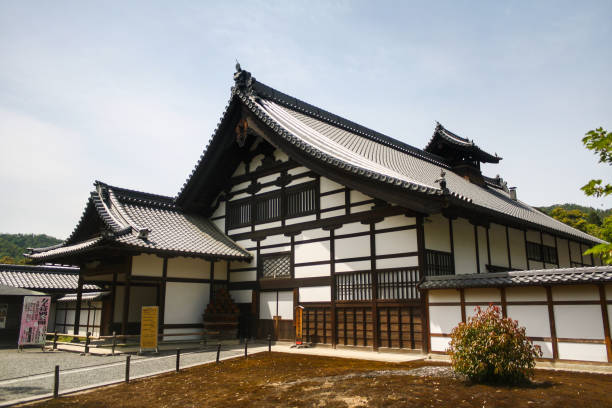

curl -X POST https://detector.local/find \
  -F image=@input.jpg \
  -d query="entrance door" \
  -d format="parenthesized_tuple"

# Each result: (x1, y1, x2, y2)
(259, 290, 294, 340)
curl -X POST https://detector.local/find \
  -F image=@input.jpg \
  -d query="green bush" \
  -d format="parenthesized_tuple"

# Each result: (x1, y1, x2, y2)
(448, 304, 542, 384)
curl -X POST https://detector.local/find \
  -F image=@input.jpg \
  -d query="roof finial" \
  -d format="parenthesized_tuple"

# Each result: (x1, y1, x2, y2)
(233, 63, 255, 96)
(235, 60, 241, 73)
(435, 169, 449, 194)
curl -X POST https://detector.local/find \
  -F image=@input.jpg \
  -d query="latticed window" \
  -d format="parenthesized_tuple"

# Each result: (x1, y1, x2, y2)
(260, 253, 291, 279)
(526, 241, 558, 264)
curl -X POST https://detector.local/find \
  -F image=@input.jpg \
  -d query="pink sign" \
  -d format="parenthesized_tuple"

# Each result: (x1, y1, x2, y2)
(18, 296, 51, 346)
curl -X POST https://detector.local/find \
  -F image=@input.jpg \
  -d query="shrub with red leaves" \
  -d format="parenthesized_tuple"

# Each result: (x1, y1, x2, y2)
(448, 304, 542, 384)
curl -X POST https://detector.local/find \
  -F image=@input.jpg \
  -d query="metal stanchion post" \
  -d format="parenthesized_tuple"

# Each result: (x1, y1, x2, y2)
(53, 332, 58, 350)
(176, 349, 181, 372)
(53, 365, 59, 398)
(125, 355, 131, 383)
(268, 334, 272, 352)
(112, 331, 116, 356)
(216, 343, 221, 363)
(244, 338, 248, 358)
(84, 332, 91, 354)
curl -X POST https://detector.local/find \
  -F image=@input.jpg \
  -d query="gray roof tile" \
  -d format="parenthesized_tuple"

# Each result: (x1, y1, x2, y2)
(0, 264, 98, 291)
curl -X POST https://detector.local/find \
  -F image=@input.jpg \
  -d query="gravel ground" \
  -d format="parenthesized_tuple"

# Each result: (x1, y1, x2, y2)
(0, 345, 267, 406)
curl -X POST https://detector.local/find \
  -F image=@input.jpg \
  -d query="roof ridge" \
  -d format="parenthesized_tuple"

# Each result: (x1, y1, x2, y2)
(0, 263, 79, 273)
(95, 181, 175, 206)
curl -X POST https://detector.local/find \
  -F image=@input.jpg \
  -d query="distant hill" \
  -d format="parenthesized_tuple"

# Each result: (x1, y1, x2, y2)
(0, 233, 63, 264)
(536, 204, 611, 221)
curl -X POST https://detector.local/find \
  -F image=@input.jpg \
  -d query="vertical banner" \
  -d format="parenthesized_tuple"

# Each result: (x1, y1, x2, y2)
(294, 306, 303, 343)
(18, 296, 51, 347)
(140, 306, 159, 352)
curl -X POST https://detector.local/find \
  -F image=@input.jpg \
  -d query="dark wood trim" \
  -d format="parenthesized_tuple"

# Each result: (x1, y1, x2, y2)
(159, 257, 167, 331)
(109, 269, 117, 330)
(448, 217, 455, 271)
(500, 287, 507, 317)
(459, 288, 466, 323)
(524, 230, 530, 270)
(539, 230, 546, 269)
(567, 238, 573, 264)
(599, 285, 612, 363)
(344, 188, 350, 215)
(330, 228, 337, 348)
(485, 225, 492, 268)
(370, 222, 379, 350)
(121, 257, 132, 335)
(73, 271, 84, 334)
(546, 286, 558, 360)
(416, 215, 429, 353)
(162, 323, 204, 329)
(209, 260, 215, 300)
(320, 188, 345, 197)
(257, 276, 332, 290)
(553, 234, 560, 268)
(505, 225, 512, 269)
(474, 225, 480, 274)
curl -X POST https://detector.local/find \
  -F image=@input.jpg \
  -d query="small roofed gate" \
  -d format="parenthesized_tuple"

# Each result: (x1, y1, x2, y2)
(302, 267, 422, 349)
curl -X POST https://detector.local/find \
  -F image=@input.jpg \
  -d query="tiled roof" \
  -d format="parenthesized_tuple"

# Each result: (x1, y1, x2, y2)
(57, 291, 109, 302)
(0, 264, 99, 291)
(195, 68, 602, 244)
(424, 122, 501, 163)
(0, 284, 46, 296)
(419, 266, 612, 289)
(27, 182, 251, 262)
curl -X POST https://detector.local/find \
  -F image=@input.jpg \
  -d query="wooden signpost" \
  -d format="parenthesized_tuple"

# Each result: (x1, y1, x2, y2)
(294, 306, 303, 344)
(139, 306, 159, 354)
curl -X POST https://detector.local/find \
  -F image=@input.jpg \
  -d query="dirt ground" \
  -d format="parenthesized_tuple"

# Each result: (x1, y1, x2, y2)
(29, 352, 612, 408)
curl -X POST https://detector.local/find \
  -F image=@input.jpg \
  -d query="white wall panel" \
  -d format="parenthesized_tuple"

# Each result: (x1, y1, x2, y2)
(321, 209, 345, 218)
(228, 226, 251, 234)
(299, 286, 331, 302)
(335, 260, 371, 272)
(557, 238, 571, 268)
(250, 154, 264, 170)
(321, 192, 345, 209)
(258, 185, 281, 194)
(466, 305, 490, 320)
(351, 204, 374, 213)
(167, 257, 210, 279)
(557, 342, 607, 362)
(542, 233, 555, 247)
(286, 214, 317, 225)
(452, 218, 477, 275)
(489, 223, 509, 267)
(606, 284, 612, 300)
(464, 288, 500, 303)
(335, 222, 369, 236)
(377, 215, 416, 230)
(552, 285, 599, 301)
(131, 254, 163, 277)
(429, 306, 462, 334)
(533, 341, 554, 359)
(554, 305, 604, 339)
(505, 286, 546, 301)
(424, 214, 451, 252)
(295, 241, 331, 263)
(230, 181, 250, 192)
(232, 162, 246, 177)
(320, 177, 344, 193)
(287, 176, 316, 187)
(582, 246, 593, 265)
(287, 166, 309, 175)
(349, 190, 372, 204)
(335, 235, 370, 259)
(165, 282, 209, 324)
(569, 241, 581, 263)
(229, 289, 252, 304)
(428, 289, 460, 303)
(258, 173, 281, 184)
(259, 292, 277, 320)
(375, 229, 417, 256)
(477, 226, 488, 273)
(508, 227, 527, 270)
(213, 261, 228, 280)
(229, 193, 250, 201)
(128, 286, 157, 321)
(255, 221, 282, 230)
(507, 305, 551, 337)
(260, 245, 291, 254)
(260, 234, 291, 247)
(212, 201, 225, 218)
(526, 230, 540, 243)
(229, 270, 257, 282)
(376, 256, 418, 269)
(163, 328, 201, 341)
(295, 228, 329, 241)
(277, 291, 294, 320)
(294, 264, 330, 278)
(430, 336, 451, 352)
(273, 149, 289, 162)
(212, 218, 224, 231)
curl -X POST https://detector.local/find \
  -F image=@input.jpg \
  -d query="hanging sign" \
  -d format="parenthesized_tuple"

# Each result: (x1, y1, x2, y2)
(139, 306, 159, 353)
(18, 296, 51, 347)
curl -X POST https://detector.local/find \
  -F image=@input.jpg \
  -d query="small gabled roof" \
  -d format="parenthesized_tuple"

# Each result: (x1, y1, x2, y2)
(420, 265, 612, 290)
(176, 67, 604, 245)
(0, 264, 99, 291)
(27, 182, 251, 262)
(424, 122, 501, 164)
(0, 284, 46, 296)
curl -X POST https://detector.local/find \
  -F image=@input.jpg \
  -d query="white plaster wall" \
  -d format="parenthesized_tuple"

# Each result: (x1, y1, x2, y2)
(287, 166, 309, 176)
(557, 238, 571, 268)
(582, 246, 593, 265)
(335, 235, 370, 260)
(335, 260, 371, 272)
(212, 218, 224, 231)
(212, 201, 225, 218)
(320, 177, 344, 193)
(299, 286, 331, 302)
(260, 246, 291, 254)
(552, 285, 599, 301)
(230, 181, 250, 193)
(294, 264, 330, 278)
(569, 241, 581, 263)
(164, 282, 209, 324)
(250, 154, 264, 170)
(232, 162, 246, 177)
(258, 173, 281, 184)
(557, 342, 608, 362)
(377, 215, 416, 230)
(167, 257, 210, 279)
(606, 284, 612, 300)
(542, 233, 555, 247)
(259, 291, 277, 320)
(295, 228, 329, 241)
(554, 305, 604, 339)
(506, 305, 551, 337)
(505, 286, 546, 301)
(351, 204, 374, 213)
(321, 209, 346, 219)
(128, 286, 157, 322)
(533, 341, 554, 359)
(489, 223, 509, 267)
(213, 261, 228, 280)
(376, 256, 418, 269)
(131, 254, 163, 277)
(258, 185, 281, 194)
(295, 241, 331, 263)
(526, 230, 540, 243)
(287, 176, 316, 187)
(350, 190, 372, 204)
(464, 288, 500, 303)
(508, 227, 527, 270)
(229, 289, 252, 304)
(428, 289, 460, 303)
(431, 336, 451, 352)
(429, 306, 462, 334)
(229, 193, 249, 201)
(466, 305, 492, 319)
(273, 149, 289, 162)
(229, 270, 257, 282)
(424, 213, 451, 252)
(228, 226, 252, 234)
(335, 222, 369, 236)
(375, 229, 418, 256)
(277, 291, 294, 320)
(255, 221, 282, 230)
(477, 226, 488, 273)
(452, 218, 477, 275)
(286, 214, 317, 225)
(260, 234, 291, 247)
(163, 328, 201, 341)
(321, 192, 345, 209)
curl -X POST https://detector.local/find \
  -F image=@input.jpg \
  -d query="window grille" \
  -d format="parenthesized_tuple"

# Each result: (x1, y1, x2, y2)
(260, 253, 291, 279)
(425, 250, 454, 276)
(335, 272, 372, 301)
(526, 241, 557, 264)
(286, 183, 317, 217)
(377, 268, 420, 300)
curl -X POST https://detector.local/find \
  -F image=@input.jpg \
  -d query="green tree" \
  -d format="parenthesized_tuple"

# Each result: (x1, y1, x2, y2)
(581, 127, 612, 264)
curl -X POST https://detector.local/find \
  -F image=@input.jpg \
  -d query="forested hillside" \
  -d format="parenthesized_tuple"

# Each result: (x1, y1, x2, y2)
(0, 234, 63, 264)
(536, 204, 611, 243)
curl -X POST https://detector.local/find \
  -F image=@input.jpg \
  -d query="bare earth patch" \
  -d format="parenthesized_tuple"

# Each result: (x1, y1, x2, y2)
(26, 352, 612, 408)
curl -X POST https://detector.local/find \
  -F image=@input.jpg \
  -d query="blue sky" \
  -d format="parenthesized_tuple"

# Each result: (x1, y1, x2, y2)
(1, 1, 611, 239)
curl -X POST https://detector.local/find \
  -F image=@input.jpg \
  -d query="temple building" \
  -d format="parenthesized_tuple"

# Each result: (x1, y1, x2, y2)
(27, 66, 611, 363)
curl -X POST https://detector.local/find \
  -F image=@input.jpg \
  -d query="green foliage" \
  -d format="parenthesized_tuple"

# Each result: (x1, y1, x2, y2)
(0, 233, 62, 264)
(448, 305, 542, 384)
(581, 128, 611, 198)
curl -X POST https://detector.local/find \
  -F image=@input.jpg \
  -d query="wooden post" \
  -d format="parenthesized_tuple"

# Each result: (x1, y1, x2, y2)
(84, 332, 90, 354)
(109, 269, 117, 334)
(53, 332, 58, 350)
(73, 273, 84, 335)
(112, 331, 117, 355)
(546, 286, 558, 360)
(244, 338, 248, 358)
(459, 288, 466, 323)
(500, 287, 507, 318)
(474, 224, 480, 274)
(599, 285, 612, 363)
(370, 223, 379, 350)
